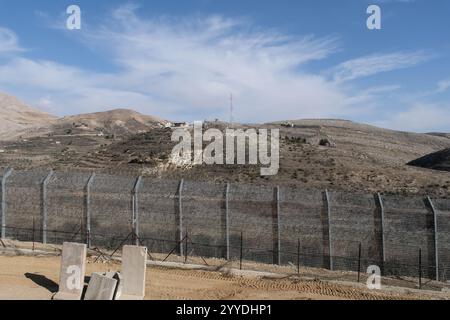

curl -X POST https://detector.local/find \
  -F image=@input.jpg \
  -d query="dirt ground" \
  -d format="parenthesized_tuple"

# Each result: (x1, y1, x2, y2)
(0, 253, 449, 300)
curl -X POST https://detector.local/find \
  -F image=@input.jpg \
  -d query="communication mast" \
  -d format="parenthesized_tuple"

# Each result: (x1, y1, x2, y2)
(229, 93, 234, 125)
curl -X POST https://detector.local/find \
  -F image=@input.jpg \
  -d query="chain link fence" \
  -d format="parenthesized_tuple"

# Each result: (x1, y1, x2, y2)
(1, 169, 450, 287)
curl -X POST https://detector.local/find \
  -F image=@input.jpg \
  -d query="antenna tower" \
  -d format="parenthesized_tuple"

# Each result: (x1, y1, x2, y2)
(230, 93, 234, 125)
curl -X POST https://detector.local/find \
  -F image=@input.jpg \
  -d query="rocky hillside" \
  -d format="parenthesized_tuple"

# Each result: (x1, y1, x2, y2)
(0, 94, 449, 197)
(56, 108, 168, 136)
(0, 93, 56, 137)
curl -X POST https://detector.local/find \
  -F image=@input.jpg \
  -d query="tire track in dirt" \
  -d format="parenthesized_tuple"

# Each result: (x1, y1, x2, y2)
(0, 255, 438, 300)
(149, 266, 424, 300)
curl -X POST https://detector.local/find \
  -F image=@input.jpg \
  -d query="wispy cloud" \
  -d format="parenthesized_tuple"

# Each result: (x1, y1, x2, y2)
(0, 5, 443, 132)
(0, 27, 23, 54)
(0, 6, 361, 122)
(330, 51, 432, 83)
(376, 103, 450, 132)
(437, 79, 450, 93)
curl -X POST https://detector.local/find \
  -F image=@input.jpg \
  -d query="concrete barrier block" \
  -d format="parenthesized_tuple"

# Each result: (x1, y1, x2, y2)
(105, 271, 123, 300)
(53, 242, 87, 300)
(120, 245, 147, 300)
(84, 273, 118, 300)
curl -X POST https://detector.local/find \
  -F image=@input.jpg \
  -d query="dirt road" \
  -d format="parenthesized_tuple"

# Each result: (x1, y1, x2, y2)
(0, 255, 445, 300)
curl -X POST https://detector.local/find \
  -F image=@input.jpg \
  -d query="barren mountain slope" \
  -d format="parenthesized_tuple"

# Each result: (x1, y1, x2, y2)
(1, 100, 450, 197)
(57, 108, 168, 135)
(1, 108, 169, 141)
(0, 93, 56, 137)
(150, 120, 450, 196)
(271, 119, 450, 165)
(427, 133, 450, 139)
(2, 118, 449, 197)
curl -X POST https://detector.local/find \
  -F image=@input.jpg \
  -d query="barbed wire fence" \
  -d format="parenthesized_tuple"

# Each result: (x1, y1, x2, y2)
(1, 168, 450, 290)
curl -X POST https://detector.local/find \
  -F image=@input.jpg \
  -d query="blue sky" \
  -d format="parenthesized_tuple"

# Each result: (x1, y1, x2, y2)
(0, 0, 449, 132)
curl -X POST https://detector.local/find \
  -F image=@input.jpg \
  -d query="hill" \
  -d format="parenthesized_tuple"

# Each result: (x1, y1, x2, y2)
(0, 93, 56, 137)
(427, 133, 450, 139)
(56, 108, 168, 136)
(270, 119, 450, 166)
(0, 94, 450, 197)
(0, 104, 168, 140)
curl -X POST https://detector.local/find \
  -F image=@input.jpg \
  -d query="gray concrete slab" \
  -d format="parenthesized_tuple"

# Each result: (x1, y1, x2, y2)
(84, 273, 118, 300)
(105, 271, 123, 300)
(53, 242, 87, 300)
(120, 245, 147, 300)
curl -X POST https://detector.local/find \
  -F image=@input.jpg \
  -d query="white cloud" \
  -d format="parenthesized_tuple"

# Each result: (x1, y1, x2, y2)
(0, 27, 22, 54)
(0, 8, 364, 122)
(437, 79, 450, 93)
(331, 51, 432, 83)
(375, 103, 450, 132)
(0, 6, 443, 132)
(90, 11, 350, 122)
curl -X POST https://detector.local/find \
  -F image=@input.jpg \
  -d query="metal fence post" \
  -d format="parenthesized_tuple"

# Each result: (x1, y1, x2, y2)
(178, 179, 184, 257)
(32, 217, 35, 252)
(1, 168, 13, 239)
(376, 193, 386, 270)
(132, 176, 143, 246)
(426, 196, 439, 281)
(275, 186, 281, 266)
(419, 248, 422, 289)
(184, 228, 188, 264)
(225, 183, 230, 260)
(240, 231, 243, 270)
(85, 173, 95, 248)
(357, 242, 362, 282)
(41, 170, 54, 244)
(325, 189, 333, 271)
(297, 238, 300, 274)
